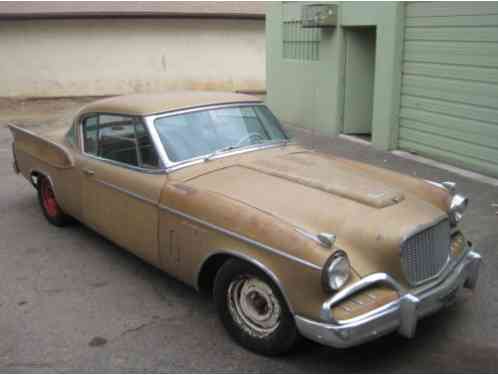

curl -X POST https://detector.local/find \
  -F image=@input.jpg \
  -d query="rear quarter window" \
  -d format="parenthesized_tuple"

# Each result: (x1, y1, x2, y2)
(66, 124, 76, 146)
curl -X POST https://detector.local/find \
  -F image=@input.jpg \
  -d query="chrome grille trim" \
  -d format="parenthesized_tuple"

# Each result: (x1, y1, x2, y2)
(401, 217, 451, 286)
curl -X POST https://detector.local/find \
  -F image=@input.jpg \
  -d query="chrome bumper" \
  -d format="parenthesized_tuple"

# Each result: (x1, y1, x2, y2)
(295, 250, 481, 349)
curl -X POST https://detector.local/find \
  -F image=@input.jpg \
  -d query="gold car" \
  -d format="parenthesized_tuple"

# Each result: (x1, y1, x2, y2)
(9, 92, 481, 355)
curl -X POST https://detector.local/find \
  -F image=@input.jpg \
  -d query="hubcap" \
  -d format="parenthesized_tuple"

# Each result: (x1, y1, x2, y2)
(227, 276, 281, 338)
(41, 180, 58, 217)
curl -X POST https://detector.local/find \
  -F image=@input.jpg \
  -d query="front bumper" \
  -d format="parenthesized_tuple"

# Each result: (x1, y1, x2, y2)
(295, 249, 481, 348)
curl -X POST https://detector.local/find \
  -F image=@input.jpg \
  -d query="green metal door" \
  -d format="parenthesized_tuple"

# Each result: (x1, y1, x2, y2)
(399, 2, 498, 178)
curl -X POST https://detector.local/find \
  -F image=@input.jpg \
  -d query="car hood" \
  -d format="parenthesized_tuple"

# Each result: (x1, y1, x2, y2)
(182, 148, 449, 282)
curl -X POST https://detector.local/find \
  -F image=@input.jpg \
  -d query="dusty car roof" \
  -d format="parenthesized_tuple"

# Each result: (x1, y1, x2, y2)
(77, 91, 262, 117)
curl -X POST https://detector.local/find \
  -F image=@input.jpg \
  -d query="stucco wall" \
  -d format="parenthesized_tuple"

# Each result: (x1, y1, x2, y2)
(266, 2, 341, 137)
(0, 18, 265, 97)
(266, 2, 404, 149)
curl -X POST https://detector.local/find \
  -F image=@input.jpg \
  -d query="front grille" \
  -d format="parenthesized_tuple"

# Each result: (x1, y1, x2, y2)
(401, 219, 450, 286)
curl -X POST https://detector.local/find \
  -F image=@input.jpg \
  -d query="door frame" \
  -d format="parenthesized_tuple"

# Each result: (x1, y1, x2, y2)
(341, 26, 377, 139)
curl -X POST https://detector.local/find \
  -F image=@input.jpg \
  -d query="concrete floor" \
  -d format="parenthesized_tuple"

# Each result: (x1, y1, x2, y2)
(0, 99, 497, 372)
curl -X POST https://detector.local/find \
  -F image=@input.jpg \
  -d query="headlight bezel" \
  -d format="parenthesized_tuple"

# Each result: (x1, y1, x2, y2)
(427, 180, 469, 226)
(321, 250, 351, 292)
(449, 193, 468, 226)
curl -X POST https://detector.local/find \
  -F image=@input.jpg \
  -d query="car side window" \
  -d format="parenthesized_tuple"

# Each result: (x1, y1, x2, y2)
(98, 115, 139, 166)
(82, 114, 160, 169)
(66, 124, 76, 146)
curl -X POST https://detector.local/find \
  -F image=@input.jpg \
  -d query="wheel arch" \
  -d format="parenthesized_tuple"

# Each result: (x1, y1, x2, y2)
(30, 169, 48, 187)
(195, 250, 294, 314)
(29, 169, 56, 192)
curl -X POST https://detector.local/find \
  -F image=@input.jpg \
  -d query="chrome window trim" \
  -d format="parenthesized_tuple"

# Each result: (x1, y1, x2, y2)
(164, 141, 292, 173)
(77, 103, 290, 175)
(78, 112, 167, 174)
(83, 153, 167, 175)
(148, 101, 263, 119)
(143, 115, 170, 170)
(146, 102, 290, 173)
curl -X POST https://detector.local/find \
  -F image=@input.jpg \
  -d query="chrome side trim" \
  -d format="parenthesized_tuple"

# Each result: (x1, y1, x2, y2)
(77, 174, 320, 272)
(195, 250, 294, 313)
(425, 179, 456, 195)
(295, 227, 322, 245)
(93, 178, 157, 206)
(159, 204, 322, 271)
(295, 228, 336, 250)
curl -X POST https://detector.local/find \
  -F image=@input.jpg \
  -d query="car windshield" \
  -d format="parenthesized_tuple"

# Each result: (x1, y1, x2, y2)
(153, 104, 288, 163)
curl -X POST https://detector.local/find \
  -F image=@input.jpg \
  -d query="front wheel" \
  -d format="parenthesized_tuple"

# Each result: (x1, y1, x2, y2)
(37, 176, 72, 227)
(213, 258, 299, 355)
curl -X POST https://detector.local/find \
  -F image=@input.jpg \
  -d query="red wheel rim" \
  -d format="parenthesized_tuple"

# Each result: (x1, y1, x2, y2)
(41, 179, 58, 217)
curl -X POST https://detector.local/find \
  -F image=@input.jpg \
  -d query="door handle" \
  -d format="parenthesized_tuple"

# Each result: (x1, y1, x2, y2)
(82, 168, 95, 176)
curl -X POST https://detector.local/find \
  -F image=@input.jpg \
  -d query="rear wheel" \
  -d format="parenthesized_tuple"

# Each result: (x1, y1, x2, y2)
(213, 258, 299, 355)
(37, 176, 71, 227)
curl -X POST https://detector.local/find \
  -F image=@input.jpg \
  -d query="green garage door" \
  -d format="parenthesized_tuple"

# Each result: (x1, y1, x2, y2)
(399, 2, 498, 178)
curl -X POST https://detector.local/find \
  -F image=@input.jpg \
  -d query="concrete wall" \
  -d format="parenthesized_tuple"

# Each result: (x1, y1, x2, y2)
(266, 2, 404, 150)
(0, 18, 265, 97)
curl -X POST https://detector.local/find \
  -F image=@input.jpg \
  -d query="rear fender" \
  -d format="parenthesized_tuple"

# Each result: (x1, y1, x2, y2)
(8, 123, 74, 169)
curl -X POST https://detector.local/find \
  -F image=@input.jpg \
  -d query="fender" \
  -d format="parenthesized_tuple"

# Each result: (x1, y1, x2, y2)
(196, 250, 294, 314)
(8, 123, 74, 169)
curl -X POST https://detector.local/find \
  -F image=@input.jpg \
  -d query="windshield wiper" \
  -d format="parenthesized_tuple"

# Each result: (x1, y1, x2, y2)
(203, 145, 240, 162)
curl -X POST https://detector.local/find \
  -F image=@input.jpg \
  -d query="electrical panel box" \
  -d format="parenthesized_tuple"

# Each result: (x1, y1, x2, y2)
(301, 4, 338, 28)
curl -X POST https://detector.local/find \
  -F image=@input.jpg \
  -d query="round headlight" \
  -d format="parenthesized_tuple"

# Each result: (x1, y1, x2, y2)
(322, 251, 351, 292)
(449, 194, 468, 225)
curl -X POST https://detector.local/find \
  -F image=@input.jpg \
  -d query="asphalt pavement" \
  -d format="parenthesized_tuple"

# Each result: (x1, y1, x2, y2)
(0, 113, 497, 372)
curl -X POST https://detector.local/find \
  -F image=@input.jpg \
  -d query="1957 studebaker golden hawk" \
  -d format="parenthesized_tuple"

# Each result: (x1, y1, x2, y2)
(9, 92, 481, 355)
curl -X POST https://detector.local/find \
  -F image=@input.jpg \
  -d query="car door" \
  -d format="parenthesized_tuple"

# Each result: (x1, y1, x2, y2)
(80, 113, 166, 266)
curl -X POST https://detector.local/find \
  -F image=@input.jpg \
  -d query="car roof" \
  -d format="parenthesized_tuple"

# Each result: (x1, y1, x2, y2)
(77, 91, 262, 117)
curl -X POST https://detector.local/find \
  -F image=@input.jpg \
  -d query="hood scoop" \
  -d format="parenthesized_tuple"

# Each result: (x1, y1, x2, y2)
(241, 158, 404, 209)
